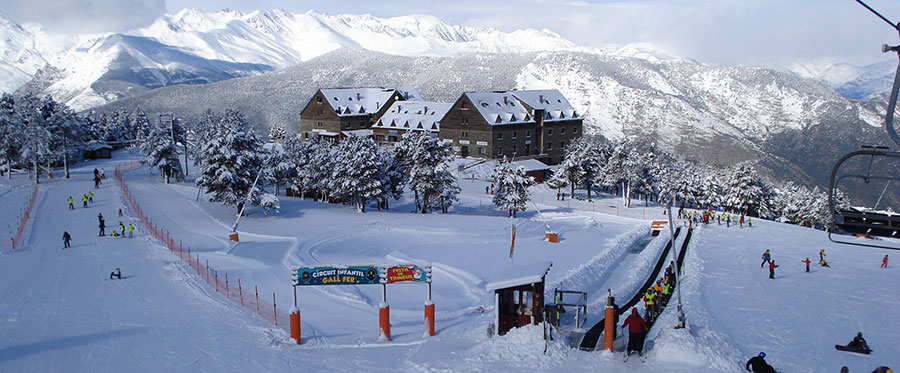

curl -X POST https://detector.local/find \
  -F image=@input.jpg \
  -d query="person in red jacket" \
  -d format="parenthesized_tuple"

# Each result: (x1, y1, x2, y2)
(882, 255, 889, 268)
(768, 260, 778, 279)
(622, 307, 649, 356)
(801, 257, 811, 272)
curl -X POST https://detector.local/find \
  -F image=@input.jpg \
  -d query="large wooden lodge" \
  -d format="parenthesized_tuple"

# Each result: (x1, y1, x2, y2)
(299, 87, 583, 165)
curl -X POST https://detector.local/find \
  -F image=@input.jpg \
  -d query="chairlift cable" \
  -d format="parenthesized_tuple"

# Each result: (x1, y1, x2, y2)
(855, 0, 899, 31)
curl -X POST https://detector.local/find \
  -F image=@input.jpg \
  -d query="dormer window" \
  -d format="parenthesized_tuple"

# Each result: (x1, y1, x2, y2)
(317, 96, 323, 103)
(462, 102, 469, 109)
(462, 118, 469, 126)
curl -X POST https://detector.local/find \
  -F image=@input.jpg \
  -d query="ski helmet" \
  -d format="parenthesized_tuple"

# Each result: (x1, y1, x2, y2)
(857, 332, 863, 337)
(758, 352, 766, 358)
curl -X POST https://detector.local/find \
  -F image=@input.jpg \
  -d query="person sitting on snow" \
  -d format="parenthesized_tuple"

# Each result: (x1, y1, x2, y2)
(109, 268, 122, 280)
(847, 332, 870, 351)
(745, 352, 775, 373)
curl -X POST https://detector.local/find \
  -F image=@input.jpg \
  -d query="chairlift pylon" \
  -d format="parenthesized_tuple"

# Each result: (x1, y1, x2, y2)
(827, 1, 900, 249)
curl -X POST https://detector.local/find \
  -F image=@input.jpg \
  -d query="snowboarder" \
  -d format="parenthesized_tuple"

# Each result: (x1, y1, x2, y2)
(819, 249, 826, 264)
(82, 194, 88, 208)
(745, 352, 775, 373)
(88, 191, 93, 203)
(68, 196, 74, 210)
(128, 223, 134, 238)
(99, 218, 106, 236)
(847, 332, 870, 351)
(801, 257, 810, 272)
(882, 255, 889, 268)
(62, 231, 71, 249)
(622, 307, 649, 358)
(109, 268, 122, 280)
(761, 250, 771, 268)
(768, 260, 778, 279)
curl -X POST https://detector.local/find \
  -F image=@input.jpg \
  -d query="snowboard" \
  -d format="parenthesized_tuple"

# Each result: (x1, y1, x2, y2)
(835, 345, 872, 354)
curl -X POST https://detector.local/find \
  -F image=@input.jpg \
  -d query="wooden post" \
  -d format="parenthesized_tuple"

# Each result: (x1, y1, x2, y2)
(239, 279, 243, 306)
(255, 285, 260, 314)
(225, 273, 229, 299)
(273, 292, 278, 326)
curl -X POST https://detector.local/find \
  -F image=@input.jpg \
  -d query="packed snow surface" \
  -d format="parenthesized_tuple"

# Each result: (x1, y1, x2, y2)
(0, 150, 897, 372)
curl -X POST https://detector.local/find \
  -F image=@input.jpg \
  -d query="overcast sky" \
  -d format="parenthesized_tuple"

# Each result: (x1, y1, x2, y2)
(5, 0, 900, 68)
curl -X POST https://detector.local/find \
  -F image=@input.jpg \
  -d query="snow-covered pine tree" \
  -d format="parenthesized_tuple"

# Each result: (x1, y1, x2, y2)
(557, 138, 586, 197)
(428, 162, 460, 214)
(374, 146, 408, 210)
(492, 157, 535, 217)
(395, 132, 457, 213)
(195, 109, 265, 212)
(580, 137, 609, 201)
(330, 135, 385, 212)
(257, 192, 280, 215)
(0, 94, 22, 179)
(723, 161, 767, 216)
(307, 137, 336, 202)
(262, 141, 294, 196)
(17, 94, 53, 183)
(190, 110, 221, 170)
(41, 96, 86, 179)
(140, 115, 183, 183)
(268, 123, 286, 143)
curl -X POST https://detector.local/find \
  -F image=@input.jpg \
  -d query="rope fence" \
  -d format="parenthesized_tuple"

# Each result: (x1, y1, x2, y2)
(115, 161, 289, 333)
(6, 183, 39, 252)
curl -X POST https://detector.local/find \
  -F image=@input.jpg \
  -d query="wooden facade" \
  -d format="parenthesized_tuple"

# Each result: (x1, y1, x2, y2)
(299, 88, 416, 142)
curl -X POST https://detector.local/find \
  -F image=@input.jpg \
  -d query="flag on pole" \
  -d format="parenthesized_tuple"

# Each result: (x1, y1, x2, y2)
(509, 224, 516, 259)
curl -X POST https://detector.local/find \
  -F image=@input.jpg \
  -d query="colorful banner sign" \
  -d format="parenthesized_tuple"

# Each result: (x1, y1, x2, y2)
(294, 266, 381, 286)
(385, 265, 429, 284)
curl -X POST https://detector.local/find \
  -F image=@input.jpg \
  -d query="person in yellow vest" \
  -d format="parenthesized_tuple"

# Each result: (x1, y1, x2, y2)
(644, 289, 656, 320)
(88, 191, 93, 203)
(128, 223, 134, 238)
(68, 196, 74, 210)
(82, 194, 88, 208)
(663, 282, 671, 296)
(119, 222, 125, 238)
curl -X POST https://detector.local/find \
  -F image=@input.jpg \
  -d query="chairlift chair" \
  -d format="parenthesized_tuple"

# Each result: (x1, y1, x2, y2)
(828, 1, 900, 249)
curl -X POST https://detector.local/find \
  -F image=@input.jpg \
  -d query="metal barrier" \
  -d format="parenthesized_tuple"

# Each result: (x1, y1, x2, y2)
(114, 161, 290, 332)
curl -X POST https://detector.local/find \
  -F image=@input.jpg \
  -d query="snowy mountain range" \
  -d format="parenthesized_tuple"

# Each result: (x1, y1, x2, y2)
(1, 8, 585, 110)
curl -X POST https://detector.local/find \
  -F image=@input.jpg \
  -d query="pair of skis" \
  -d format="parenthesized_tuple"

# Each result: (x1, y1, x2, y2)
(623, 351, 645, 363)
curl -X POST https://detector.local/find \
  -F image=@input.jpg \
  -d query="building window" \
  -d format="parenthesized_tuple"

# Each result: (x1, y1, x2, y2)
(547, 142, 552, 150)
(561, 128, 566, 135)
(497, 133, 503, 140)
(526, 130, 531, 138)
(512, 145, 517, 155)
(317, 96, 323, 103)
(462, 102, 469, 110)
(462, 131, 469, 138)
(561, 141, 566, 148)
(547, 129, 553, 136)
(512, 132, 517, 139)
(498, 147, 503, 155)
(316, 121, 323, 128)
(375, 135, 385, 141)
(462, 118, 469, 126)
(574, 127, 579, 133)
(479, 147, 486, 155)
(344, 123, 351, 130)
(388, 136, 398, 142)
(316, 108, 323, 115)
(304, 132, 310, 139)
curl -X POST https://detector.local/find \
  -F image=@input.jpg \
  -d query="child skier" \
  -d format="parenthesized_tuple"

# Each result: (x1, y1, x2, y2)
(819, 249, 826, 264)
(761, 250, 771, 268)
(62, 231, 71, 249)
(119, 222, 125, 238)
(109, 268, 122, 280)
(99, 218, 105, 237)
(82, 194, 88, 208)
(768, 260, 778, 279)
(68, 196, 74, 210)
(128, 223, 134, 238)
(882, 255, 888, 268)
(801, 257, 810, 272)
(88, 191, 93, 203)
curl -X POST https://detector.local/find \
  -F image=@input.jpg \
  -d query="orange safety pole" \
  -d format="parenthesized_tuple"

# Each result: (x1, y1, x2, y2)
(604, 290, 615, 351)
(379, 304, 391, 341)
(424, 301, 435, 337)
(290, 307, 302, 344)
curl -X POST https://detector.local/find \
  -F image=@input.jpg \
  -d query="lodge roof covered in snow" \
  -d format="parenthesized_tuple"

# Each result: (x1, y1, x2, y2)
(485, 261, 553, 291)
(463, 89, 580, 126)
(373, 101, 452, 132)
(319, 87, 422, 117)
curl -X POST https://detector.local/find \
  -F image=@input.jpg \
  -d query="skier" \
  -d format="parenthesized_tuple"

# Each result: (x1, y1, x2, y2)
(748, 217, 753, 227)
(760, 250, 771, 268)
(622, 307, 649, 359)
(819, 249, 826, 264)
(94, 173, 100, 189)
(82, 194, 88, 208)
(882, 254, 889, 268)
(109, 268, 122, 280)
(119, 222, 125, 238)
(745, 352, 775, 373)
(88, 191, 93, 203)
(643, 289, 655, 320)
(118, 208, 123, 217)
(485, 186, 489, 194)
(740, 214, 744, 228)
(68, 196, 74, 210)
(128, 223, 134, 238)
(100, 167, 105, 180)
(99, 218, 106, 236)
(768, 260, 778, 279)
(801, 257, 810, 272)
(62, 231, 71, 249)
(821, 259, 831, 268)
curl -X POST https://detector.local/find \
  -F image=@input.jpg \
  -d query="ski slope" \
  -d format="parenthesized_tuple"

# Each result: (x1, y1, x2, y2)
(1, 150, 898, 372)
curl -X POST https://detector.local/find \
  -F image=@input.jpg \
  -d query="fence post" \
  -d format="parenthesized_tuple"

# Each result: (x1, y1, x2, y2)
(215, 270, 218, 292)
(225, 273, 229, 299)
(255, 285, 260, 314)
(239, 279, 244, 306)
(273, 292, 278, 326)
(206, 259, 209, 283)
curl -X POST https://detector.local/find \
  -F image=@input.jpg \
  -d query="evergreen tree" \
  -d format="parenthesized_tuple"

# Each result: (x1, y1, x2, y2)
(195, 109, 265, 212)
(0, 94, 21, 179)
(492, 158, 535, 217)
(723, 161, 767, 216)
(140, 116, 183, 183)
(395, 132, 457, 213)
(330, 135, 385, 212)
(268, 123, 286, 143)
(17, 94, 53, 183)
(41, 96, 86, 179)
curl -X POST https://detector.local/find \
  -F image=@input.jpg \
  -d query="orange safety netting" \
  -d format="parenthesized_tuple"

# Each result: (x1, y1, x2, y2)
(115, 161, 290, 332)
